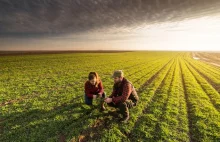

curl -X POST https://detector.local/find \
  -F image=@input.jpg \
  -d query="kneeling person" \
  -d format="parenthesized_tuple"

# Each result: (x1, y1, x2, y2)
(84, 72, 106, 111)
(105, 70, 139, 122)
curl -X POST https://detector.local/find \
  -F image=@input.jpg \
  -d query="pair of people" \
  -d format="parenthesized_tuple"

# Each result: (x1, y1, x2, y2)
(84, 70, 139, 122)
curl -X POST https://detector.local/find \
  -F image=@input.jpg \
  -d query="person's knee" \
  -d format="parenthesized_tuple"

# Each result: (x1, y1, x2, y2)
(85, 101, 92, 105)
(107, 102, 112, 106)
(118, 101, 134, 110)
(118, 102, 127, 109)
(84, 94, 93, 105)
(107, 102, 116, 107)
(118, 102, 129, 115)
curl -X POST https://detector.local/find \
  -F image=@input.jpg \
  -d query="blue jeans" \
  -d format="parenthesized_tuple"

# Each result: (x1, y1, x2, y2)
(85, 94, 93, 105)
(84, 92, 106, 105)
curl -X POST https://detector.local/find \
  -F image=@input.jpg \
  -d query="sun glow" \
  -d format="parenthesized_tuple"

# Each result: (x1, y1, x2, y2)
(132, 15, 220, 51)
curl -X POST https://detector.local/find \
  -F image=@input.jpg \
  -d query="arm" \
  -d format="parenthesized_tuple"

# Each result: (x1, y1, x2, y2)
(84, 82, 93, 98)
(112, 83, 132, 104)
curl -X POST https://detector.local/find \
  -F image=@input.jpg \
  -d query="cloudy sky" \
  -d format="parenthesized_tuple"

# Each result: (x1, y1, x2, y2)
(0, 0, 220, 51)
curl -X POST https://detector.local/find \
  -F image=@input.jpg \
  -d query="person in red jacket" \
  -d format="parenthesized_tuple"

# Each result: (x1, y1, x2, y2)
(84, 72, 106, 111)
(104, 70, 139, 123)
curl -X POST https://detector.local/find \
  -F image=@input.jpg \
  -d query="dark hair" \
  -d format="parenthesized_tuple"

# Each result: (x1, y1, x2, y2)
(88, 72, 100, 86)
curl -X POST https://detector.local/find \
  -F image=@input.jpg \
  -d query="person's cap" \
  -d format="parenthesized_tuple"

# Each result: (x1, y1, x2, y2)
(112, 70, 124, 78)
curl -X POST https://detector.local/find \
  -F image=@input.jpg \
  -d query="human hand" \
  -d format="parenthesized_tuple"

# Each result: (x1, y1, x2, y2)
(98, 93, 102, 98)
(93, 95, 97, 99)
(104, 97, 112, 103)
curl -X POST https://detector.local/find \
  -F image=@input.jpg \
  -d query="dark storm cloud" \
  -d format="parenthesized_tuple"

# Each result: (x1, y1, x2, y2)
(0, 0, 220, 36)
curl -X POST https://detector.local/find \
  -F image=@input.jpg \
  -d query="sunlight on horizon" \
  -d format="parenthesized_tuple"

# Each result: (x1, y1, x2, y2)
(1, 15, 220, 51)
(132, 15, 220, 51)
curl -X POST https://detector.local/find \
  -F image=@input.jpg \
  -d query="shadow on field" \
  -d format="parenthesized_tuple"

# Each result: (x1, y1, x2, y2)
(0, 101, 98, 142)
(78, 113, 114, 142)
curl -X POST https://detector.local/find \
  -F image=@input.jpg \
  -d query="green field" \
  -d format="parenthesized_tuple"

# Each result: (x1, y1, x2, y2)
(0, 51, 220, 142)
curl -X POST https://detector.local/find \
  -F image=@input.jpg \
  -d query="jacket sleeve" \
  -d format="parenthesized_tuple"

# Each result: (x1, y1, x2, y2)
(112, 83, 131, 104)
(84, 82, 93, 98)
(98, 81, 104, 94)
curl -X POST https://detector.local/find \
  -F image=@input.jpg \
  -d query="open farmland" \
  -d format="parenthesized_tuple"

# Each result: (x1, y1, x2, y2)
(0, 51, 220, 142)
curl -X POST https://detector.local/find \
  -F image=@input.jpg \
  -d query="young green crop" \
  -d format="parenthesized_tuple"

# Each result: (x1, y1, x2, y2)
(1, 52, 219, 142)
(180, 59, 220, 142)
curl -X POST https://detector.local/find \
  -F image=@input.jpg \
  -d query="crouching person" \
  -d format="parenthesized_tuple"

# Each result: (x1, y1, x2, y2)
(84, 72, 106, 111)
(104, 70, 139, 123)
